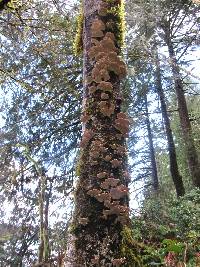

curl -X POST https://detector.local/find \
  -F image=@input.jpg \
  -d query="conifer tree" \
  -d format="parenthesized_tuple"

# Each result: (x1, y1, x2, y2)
(71, 0, 130, 265)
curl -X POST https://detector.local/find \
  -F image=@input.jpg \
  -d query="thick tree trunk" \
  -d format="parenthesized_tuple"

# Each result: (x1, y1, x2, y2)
(144, 92, 159, 191)
(164, 30, 200, 188)
(154, 51, 185, 197)
(71, 0, 130, 266)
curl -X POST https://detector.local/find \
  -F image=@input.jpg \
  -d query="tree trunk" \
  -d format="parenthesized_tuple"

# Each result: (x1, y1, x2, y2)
(71, 0, 130, 266)
(154, 50, 185, 197)
(164, 27, 200, 188)
(38, 174, 50, 264)
(38, 178, 45, 263)
(144, 92, 159, 191)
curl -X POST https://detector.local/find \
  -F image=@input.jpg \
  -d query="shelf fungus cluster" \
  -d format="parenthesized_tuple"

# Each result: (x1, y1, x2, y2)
(74, 0, 130, 266)
(79, 0, 130, 234)
(81, 1, 129, 211)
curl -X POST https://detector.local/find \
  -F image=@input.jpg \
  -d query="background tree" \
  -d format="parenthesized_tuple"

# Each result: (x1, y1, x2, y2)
(0, 0, 81, 265)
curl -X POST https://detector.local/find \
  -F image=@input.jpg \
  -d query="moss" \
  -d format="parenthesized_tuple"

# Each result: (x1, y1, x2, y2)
(73, 2, 84, 55)
(0, 0, 20, 10)
(69, 223, 78, 235)
(105, 0, 126, 48)
(75, 149, 84, 177)
(74, 0, 126, 55)
(115, 0, 126, 48)
(120, 226, 146, 267)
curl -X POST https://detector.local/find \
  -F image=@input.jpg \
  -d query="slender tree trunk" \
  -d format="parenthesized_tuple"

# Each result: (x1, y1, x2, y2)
(44, 178, 51, 262)
(38, 175, 50, 264)
(154, 50, 185, 197)
(71, 0, 130, 266)
(164, 28, 200, 188)
(144, 91, 159, 191)
(38, 178, 45, 263)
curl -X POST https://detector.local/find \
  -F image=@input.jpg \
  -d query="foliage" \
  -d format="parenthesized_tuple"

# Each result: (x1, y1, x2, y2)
(131, 189, 200, 265)
(0, 0, 82, 264)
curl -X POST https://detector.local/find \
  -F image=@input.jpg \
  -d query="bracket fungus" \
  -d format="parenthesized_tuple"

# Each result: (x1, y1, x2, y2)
(89, 85, 97, 95)
(87, 188, 100, 197)
(89, 140, 107, 159)
(91, 18, 106, 38)
(79, 217, 89, 226)
(80, 129, 94, 148)
(111, 159, 122, 168)
(114, 113, 130, 136)
(104, 155, 112, 162)
(115, 145, 127, 156)
(101, 92, 110, 100)
(103, 203, 129, 217)
(105, 31, 116, 41)
(91, 255, 100, 264)
(111, 258, 126, 266)
(97, 172, 108, 179)
(80, 113, 90, 123)
(95, 192, 111, 203)
(110, 185, 129, 199)
(100, 178, 120, 190)
(97, 81, 113, 92)
(99, 101, 115, 117)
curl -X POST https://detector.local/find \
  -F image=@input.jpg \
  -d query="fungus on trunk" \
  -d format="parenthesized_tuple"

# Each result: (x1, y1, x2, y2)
(70, 0, 131, 266)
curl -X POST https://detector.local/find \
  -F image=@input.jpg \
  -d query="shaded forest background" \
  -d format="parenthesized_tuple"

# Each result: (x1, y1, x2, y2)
(0, 0, 200, 266)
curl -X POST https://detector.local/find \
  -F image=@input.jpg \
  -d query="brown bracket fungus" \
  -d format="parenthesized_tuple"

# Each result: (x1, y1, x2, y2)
(111, 159, 122, 168)
(91, 18, 106, 38)
(79, 217, 89, 226)
(111, 258, 126, 266)
(87, 188, 101, 197)
(114, 114, 130, 136)
(110, 185, 129, 199)
(97, 172, 108, 179)
(80, 129, 94, 148)
(104, 155, 112, 162)
(95, 192, 111, 203)
(99, 101, 115, 117)
(97, 81, 113, 92)
(91, 255, 100, 265)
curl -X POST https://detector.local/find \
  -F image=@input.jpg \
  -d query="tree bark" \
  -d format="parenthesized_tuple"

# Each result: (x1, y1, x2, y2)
(38, 174, 50, 264)
(71, 0, 130, 266)
(154, 50, 185, 197)
(164, 26, 200, 188)
(144, 92, 159, 191)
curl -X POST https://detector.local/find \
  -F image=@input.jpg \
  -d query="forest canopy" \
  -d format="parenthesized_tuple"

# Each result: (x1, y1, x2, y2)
(0, 0, 200, 266)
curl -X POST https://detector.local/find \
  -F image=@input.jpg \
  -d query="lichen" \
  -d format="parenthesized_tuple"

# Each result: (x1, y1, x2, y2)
(104, 0, 126, 49)
(120, 227, 146, 267)
(1, 0, 21, 10)
(73, 1, 84, 55)
(74, 0, 126, 55)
